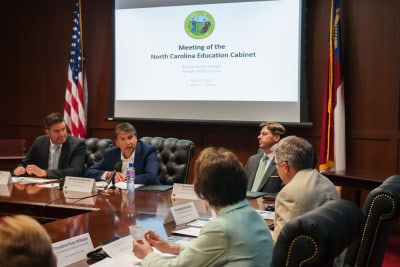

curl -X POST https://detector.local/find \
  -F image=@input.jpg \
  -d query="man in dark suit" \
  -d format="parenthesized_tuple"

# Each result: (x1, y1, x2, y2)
(84, 122, 160, 185)
(244, 121, 286, 193)
(12, 112, 86, 179)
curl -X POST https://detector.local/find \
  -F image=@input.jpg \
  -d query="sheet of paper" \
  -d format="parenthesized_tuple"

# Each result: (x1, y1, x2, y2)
(96, 181, 109, 189)
(12, 176, 58, 184)
(102, 235, 176, 266)
(256, 210, 275, 220)
(114, 182, 144, 190)
(39, 182, 60, 188)
(90, 257, 134, 267)
(186, 219, 209, 228)
(102, 235, 141, 265)
(167, 235, 195, 244)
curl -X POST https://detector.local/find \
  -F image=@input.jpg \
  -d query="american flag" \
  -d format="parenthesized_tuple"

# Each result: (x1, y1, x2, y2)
(319, 0, 345, 172)
(64, 0, 87, 138)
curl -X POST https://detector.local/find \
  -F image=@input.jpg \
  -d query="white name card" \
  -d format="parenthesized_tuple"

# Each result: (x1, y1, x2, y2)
(0, 171, 11, 185)
(170, 202, 200, 226)
(0, 183, 13, 197)
(172, 183, 199, 200)
(171, 183, 209, 214)
(52, 233, 94, 267)
(63, 176, 97, 193)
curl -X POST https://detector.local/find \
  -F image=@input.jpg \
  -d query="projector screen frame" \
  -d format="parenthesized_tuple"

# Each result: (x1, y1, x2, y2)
(108, 0, 310, 126)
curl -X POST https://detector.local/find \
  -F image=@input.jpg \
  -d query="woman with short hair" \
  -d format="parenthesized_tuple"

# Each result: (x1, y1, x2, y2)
(0, 215, 56, 267)
(133, 147, 273, 267)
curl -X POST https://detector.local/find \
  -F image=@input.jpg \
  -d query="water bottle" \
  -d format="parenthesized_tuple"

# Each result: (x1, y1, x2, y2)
(126, 162, 135, 193)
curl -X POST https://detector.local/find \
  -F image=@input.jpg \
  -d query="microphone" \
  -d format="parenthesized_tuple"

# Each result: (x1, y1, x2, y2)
(107, 161, 122, 190)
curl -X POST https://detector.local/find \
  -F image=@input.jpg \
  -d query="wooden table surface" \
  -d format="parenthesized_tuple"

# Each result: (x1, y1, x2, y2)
(0, 182, 269, 266)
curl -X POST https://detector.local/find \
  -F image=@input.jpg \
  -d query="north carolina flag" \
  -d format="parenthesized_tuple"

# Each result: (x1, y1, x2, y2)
(319, 0, 345, 172)
(64, 0, 87, 138)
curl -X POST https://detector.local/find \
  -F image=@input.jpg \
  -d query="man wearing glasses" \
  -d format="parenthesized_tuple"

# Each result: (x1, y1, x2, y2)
(271, 135, 339, 243)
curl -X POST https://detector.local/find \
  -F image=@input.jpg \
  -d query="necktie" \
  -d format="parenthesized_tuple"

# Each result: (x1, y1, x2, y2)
(251, 156, 268, 192)
(51, 145, 61, 170)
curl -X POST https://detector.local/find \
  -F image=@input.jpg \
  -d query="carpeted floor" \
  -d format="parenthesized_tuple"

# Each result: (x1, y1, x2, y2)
(382, 223, 400, 267)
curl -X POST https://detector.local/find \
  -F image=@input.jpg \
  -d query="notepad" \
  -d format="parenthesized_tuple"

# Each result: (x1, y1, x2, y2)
(137, 185, 173, 191)
(172, 226, 202, 237)
(246, 191, 267, 199)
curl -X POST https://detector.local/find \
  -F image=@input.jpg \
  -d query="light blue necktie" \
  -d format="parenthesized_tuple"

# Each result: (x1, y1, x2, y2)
(251, 156, 268, 192)
(51, 145, 61, 169)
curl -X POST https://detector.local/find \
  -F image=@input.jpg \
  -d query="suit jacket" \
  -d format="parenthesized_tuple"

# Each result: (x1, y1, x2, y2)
(244, 152, 283, 193)
(18, 135, 86, 179)
(142, 200, 273, 267)
(84, 140, 160, 185)
(272, 169, 340, 242)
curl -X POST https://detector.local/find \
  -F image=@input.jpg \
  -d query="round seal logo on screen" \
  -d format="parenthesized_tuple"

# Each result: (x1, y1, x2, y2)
(184, 11, 215, 39)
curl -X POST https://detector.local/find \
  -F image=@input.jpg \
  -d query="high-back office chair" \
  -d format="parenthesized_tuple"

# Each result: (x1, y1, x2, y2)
(344, 174, 400, 267)
(85, 138, 114, 167)
(271, 199, 364, 267)
(84, 136, 195, 184)
(140, 137, 195, 184)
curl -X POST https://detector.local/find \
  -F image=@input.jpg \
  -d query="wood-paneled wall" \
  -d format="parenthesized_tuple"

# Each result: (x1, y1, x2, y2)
(0, 0, 399, 184)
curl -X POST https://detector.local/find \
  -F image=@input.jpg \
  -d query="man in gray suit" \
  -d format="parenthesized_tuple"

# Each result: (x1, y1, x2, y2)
(244, 121, 286, 193)
(12, 112, 86, 179)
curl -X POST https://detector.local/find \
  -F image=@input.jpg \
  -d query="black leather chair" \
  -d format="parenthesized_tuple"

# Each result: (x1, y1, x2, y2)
(140, 136, 195, 185)
(344, 174, 400, 267)
(271, 199, 364, 267)
(85, 138, 113, 167)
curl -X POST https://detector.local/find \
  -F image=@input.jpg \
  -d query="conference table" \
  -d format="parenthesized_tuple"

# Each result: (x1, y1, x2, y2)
(0, 181, 268, 266)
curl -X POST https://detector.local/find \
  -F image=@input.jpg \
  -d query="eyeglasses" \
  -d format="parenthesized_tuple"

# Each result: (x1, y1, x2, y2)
(275, 160, 288, 166)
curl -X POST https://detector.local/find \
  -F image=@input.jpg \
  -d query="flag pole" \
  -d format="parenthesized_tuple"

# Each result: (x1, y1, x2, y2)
(319, 0, 345, 173)
(78, 0, 88, 134)
(64, 0, 88, 138)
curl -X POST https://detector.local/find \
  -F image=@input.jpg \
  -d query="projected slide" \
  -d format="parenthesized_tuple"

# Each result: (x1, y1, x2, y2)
(113, 0, 306, 123)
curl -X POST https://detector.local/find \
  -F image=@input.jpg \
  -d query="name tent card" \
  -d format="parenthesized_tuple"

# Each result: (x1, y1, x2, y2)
(0, 171, 12, 185)
(164, 183, 209, 224)
(63, 176, 97, 193)
(0, 183, 13, 197)
(170, 202, 200, 226)
(52, 233, 94, 267)
(171, 183, 209, 214)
